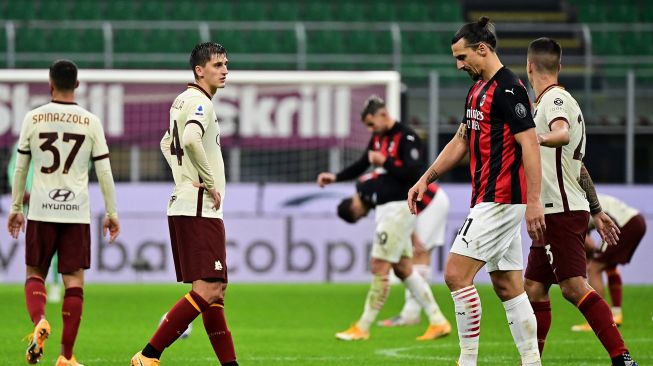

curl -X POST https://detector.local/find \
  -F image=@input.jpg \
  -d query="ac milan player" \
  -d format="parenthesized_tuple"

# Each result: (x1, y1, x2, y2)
(523, 37, 637, 366)
(318, 95, 451, 341)
(408, 17, 543, 366)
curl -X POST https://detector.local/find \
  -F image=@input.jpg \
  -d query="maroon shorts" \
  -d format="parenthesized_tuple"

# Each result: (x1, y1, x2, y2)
(595, 214, 646, 265)
(25, 220, 91, 274)
(168, 216, 228, 283)
(525, 211, 590, 285)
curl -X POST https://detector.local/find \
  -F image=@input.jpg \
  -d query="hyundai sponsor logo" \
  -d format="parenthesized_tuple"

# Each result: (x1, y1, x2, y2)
(49, 189, 75, 202)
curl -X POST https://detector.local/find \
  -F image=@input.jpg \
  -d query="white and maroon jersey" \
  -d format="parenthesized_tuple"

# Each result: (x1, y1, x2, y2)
(16, 101, 109, 223)
(589, 194, 639, 229)
(165, 83, 226, 219)
(533, 85, 589, 214)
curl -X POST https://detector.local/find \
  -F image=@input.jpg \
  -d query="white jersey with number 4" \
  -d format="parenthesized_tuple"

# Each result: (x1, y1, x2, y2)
(165, 83, 226, 219)
(16, 101, 109, 224)
(533, 85, 589, 214)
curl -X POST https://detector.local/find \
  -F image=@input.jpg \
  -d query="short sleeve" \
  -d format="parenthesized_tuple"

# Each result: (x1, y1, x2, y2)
(91, 119, 110, 159)
(543, 93, 571, 130)
(496, 84, 535, 134)
(185, 100, 213, 136)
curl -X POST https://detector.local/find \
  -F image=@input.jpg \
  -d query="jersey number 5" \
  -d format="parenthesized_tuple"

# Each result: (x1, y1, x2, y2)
(170, 120, 184, 166)
(39, 132, 85, 174)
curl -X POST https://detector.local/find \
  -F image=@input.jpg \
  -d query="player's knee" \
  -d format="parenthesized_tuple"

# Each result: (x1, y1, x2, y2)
(559, 279, 587, 304)
(444, 270, 467, 291)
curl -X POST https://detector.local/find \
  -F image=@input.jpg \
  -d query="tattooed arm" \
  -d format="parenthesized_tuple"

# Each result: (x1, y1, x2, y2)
(579, 163, 620, 245)
(408, 123, 469, 214)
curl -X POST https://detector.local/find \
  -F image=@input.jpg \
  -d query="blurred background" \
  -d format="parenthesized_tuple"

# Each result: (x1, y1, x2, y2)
(0, 0, 652, 283)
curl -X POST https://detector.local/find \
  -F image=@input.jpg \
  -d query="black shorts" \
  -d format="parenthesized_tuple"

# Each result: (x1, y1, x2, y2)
(168, 216, 228, 283)
(25, 220, 91, 274)
(525, 211, 589, 285)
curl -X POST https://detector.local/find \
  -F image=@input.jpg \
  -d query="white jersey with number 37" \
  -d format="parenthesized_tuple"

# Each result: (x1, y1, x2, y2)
(165, 84, 225, 219)
(533, 86, 589, 214)
(16, 101, 109, 224)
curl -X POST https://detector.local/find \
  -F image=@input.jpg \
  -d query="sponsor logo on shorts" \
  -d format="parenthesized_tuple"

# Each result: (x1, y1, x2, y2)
(49, 188, 75, 202)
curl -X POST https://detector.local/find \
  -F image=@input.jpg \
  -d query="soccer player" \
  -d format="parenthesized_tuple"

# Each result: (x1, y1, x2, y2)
(571, 194, 646, 331)
(377, 183, 450, 327)
(408, 17, 544, 366)
(7, 59, 120, 366)
(130, 42, 238, 366)
(523, 37, 638, 366)
(337, 175, 452, 335)
(318, 95, 451, 341)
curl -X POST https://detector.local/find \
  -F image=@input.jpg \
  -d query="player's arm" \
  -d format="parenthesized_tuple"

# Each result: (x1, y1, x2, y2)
(182, 122, 215, 188)
(538, 118, 570, 147)
(92, 122, 120, 242)
(408, 123, 468, 214)
(579, 163, 620, 246)
(160, 130, 173, 169)
(8, 116, 33, 238)
(336, 138, 373, 181)
(381, 132, 424, 183)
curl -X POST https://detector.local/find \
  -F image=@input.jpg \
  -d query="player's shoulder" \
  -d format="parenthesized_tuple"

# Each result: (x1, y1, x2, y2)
(495, 67, 525, 88)
(540, 87, 577, 108)
(396, 122, 420, 141)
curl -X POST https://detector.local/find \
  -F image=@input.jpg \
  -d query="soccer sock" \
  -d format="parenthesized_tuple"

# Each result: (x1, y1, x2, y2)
(503, 293, 541, 365)
(357, 274, 390, 331)
(61, 287, 83, 359)
(530, 300, 552, 356)
(399, 264, 430, 321)
(202, 299, 237, 365)
(25, 277, 47, 325)
(577, 291, 628, 358)
(403, 271, 447, 325)
(452, 285, 481, 366)
(606, 267, 623, 308)
(144, 291, 208, 359)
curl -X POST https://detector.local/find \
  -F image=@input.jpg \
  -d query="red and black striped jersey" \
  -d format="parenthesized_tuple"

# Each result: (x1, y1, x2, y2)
(336, 122, 425, 204)
(463, 67, 535, 208)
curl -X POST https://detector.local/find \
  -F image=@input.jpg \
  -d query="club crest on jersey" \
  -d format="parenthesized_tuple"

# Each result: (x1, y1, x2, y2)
(195, 104, 205, 116)
(514, 103, 527, 118)
(479, 94, 486, 107)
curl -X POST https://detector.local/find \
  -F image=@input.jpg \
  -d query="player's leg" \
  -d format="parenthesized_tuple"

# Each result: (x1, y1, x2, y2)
(56, 269, 84, 366)
(573, 260, 611, 331)
(47, 254, 63, 304)
(490, 267, 540, 366)
(524, 278, 552, 356)
(24, 220, 56, 364)
(395, 256, 450, 340)
(605, 266, 623, 323)
(336, 258, 391, 340)
(196, 220, 238, 366)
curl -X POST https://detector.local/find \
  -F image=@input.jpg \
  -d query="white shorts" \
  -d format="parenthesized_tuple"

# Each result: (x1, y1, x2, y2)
(450, 202, 525, 272)
(372, 200, 416, 263)
(415, 189, 449, 250)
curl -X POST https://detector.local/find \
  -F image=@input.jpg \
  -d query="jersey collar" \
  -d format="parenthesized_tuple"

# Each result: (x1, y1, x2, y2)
(187, 83, 213, 100)
(535, 84, 564, 105)
(51, 100, 77, 105)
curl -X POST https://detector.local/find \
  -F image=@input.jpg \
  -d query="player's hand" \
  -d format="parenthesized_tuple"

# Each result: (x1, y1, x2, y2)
(407, 179, 428, 215)
(102, 216, 120, 243)
(207, 188, 222, 210)
(525, 201, 546, 241)
(368, 151, 387, 166)
(317, 172, 336, 187)
(7, 212, 25, 239)
(536, 134, 544, 145)
(592, 211, 620, 247)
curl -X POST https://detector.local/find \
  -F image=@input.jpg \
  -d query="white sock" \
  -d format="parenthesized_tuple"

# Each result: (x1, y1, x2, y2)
(357, 274, 390, 331)
(452, 285, 481, 366)
(404, 272, 447, 325)
(503, 292, 541, 366)
(400, 264, 431, 320)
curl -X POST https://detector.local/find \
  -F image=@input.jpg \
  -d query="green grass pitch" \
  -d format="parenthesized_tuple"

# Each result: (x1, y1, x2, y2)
(1, 283, 652, 365)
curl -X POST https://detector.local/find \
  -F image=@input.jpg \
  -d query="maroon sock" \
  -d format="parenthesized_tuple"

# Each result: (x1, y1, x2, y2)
(61, 287, 83, 359)
(149, 291, 208, 353)
(606, 267, 623, 308)
(25, 277, 47, 325)
(531, 301, 552, 356)
(202, 299, 236, 364)
(578, 291, 628, 358)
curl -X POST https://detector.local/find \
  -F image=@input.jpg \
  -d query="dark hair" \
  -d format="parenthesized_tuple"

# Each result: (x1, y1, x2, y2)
(527, 37, 562, 74)
(337, 198, 357, 224)
(49, 59, 78, 91)
(360, 95, 386, 121)
(189, 42, 227, 80)
(451, 16, 497, 50)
